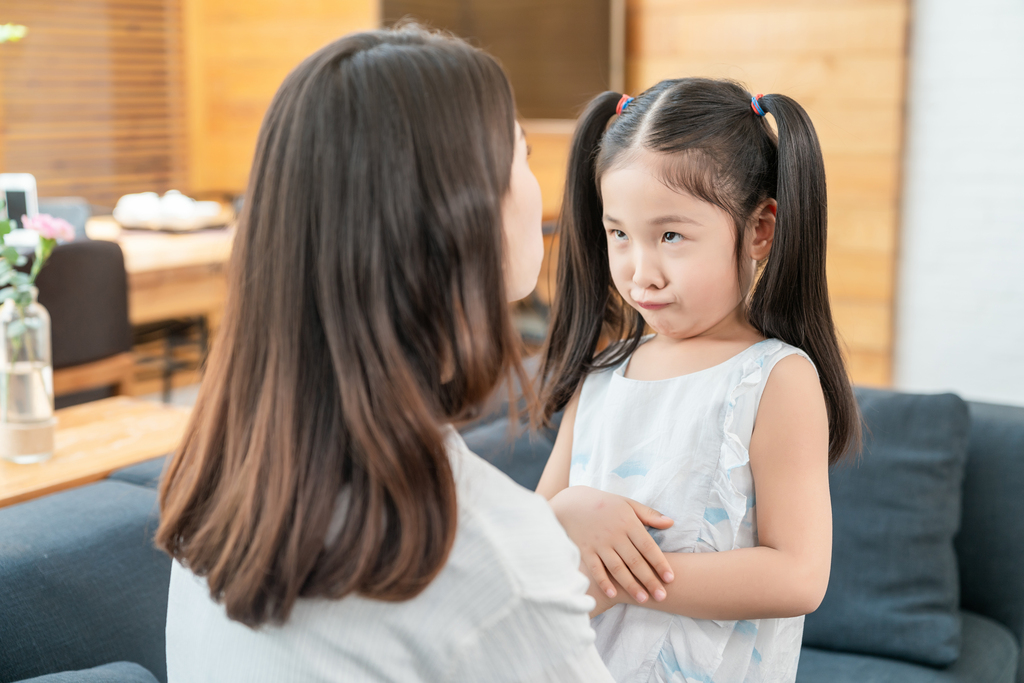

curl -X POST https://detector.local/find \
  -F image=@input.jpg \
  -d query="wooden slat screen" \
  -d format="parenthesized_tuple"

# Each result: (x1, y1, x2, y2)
(0, 0, 186, 208)
(383, 0, 613, 119)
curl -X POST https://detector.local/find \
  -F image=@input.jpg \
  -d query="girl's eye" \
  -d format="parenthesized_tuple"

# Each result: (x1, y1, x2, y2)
(611, 229, 628, 241)
(663, 232, 683, 244)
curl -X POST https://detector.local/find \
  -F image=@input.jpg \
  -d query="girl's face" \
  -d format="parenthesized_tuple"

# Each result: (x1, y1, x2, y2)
(501, 123, 544, 302)
(600, 152, 757, 340)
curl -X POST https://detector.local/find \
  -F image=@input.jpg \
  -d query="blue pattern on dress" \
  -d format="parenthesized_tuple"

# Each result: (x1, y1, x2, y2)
(571, 451, 591, 469)
(735, 621, 758, 636)
(612, 457, 650, 479)
(703, 507, 730, 525)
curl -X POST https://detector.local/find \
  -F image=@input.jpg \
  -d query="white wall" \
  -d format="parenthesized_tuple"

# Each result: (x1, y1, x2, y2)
(896, 0, 1024, 406)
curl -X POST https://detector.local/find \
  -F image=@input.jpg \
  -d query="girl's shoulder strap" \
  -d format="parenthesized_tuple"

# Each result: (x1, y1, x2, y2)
(756, 338, 815, 371)
(749, 338, 818, 411)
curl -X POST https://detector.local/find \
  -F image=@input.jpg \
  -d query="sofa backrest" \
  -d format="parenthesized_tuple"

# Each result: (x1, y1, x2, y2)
(956, 401, 1024, 680)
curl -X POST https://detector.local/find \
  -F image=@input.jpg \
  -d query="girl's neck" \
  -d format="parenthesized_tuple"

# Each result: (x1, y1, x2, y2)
(624, 305, 765, 382)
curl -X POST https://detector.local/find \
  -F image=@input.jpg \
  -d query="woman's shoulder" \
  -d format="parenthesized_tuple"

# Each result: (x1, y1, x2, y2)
(444, 431, 606, 681)
(445, 430, 592, 602)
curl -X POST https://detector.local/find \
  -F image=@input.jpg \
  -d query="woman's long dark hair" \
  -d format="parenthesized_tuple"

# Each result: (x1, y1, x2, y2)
(157, 26, 529, 627)
(539, 78, 860, 464)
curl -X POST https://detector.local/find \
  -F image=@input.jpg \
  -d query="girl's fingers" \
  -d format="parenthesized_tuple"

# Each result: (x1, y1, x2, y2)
(599, 548, 649, 604)
(627, 526, 675, 584)
(625, 497, 675, 530)
(615, 541, 667, 602)
(585, 552, 617, 599)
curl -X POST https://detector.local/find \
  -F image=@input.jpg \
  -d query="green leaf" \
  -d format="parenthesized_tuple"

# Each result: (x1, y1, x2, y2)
(0, 288, 14, 302)
(1, 247, 18, 264)
(7, 319, 25, 339)
(15, 255, 26, 267)
(0, 270, 13, 287)
(0, 220, 10, 238)
(11, 273, 29, 287)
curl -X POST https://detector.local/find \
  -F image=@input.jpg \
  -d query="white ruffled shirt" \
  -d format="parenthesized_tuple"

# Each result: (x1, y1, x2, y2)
(166, 429, 613, 683)
(570, 338, 810, 683)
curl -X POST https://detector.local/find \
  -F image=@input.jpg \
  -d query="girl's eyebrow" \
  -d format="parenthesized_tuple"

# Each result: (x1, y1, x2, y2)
(650, 215, 700, 226)
(603, 214, 701, 226)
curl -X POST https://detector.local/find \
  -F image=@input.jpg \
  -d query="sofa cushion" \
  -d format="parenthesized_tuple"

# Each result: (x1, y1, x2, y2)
(15, 661, 160, 683)
(0, 481, 171, 683)
(796, 611, 1018, 683)
(955, 402, 1024, 683)
(803, 388, 970, 666)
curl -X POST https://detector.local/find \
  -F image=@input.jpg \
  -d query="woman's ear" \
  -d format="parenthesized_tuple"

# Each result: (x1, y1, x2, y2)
(748, 199, 776, 261)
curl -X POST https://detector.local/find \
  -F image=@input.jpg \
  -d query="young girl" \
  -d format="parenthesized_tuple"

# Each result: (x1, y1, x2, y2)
(536, 78, 860, 683)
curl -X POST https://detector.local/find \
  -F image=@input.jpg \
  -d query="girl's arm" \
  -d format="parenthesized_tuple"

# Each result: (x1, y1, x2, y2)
(536, 389, 676, 604)
(534, 389, 579, 499)
(591, 355, 832, 620)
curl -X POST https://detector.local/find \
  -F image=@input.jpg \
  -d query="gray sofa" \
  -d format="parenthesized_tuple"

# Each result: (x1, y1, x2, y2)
(1, 388, 1021, 682)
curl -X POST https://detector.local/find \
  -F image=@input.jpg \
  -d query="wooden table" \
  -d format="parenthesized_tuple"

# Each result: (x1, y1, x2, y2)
(86, 216, 234, 329)
(0, 396, 192, 509)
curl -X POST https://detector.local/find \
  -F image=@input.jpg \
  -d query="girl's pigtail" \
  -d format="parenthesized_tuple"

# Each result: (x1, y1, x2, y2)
(537, 91, 623, 422)
(752, 94, 861, 464)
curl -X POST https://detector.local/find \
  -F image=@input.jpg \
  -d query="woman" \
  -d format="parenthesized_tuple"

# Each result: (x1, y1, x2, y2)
(157, 26, 614, 682)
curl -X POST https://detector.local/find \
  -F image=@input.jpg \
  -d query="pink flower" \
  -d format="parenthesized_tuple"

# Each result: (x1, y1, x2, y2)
(21, 214, 75, 242)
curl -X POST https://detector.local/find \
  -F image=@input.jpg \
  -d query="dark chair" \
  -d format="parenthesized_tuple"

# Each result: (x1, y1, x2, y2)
(34, 241, 134, 407)
(37, 197, 91, 242)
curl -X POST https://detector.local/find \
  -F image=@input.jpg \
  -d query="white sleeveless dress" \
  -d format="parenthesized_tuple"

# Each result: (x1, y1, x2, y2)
(570, 338, 811, 683)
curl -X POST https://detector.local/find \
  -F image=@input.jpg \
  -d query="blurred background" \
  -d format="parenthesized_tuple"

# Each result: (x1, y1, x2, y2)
(0, 0, 1021, 407)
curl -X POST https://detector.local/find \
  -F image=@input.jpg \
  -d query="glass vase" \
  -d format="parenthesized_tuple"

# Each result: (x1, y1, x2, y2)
(0, 287, 55, 464)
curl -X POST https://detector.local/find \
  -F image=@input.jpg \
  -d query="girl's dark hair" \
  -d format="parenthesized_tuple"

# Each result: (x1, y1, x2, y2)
(539, 78, 860, 464)
(157, 26, 529, 627)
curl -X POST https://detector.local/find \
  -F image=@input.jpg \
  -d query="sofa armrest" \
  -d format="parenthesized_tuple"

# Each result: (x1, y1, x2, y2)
(0, 481, 171, 683)
(15, 662, 159, 683)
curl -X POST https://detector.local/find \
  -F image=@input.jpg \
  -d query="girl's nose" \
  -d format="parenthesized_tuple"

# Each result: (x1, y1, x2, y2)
(632, 251, 666, 290)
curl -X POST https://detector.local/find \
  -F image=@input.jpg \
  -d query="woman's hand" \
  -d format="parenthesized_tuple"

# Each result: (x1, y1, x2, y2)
(550, 486, 675, 604)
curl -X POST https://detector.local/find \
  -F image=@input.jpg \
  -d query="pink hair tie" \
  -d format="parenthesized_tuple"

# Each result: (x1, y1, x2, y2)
(616, 94, 634, 115)
(750, 94, 766, 117)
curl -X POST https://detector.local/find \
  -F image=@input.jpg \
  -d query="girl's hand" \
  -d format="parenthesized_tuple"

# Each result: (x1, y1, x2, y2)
(550, 485, 675, 604)
(584, 566, 621, 618)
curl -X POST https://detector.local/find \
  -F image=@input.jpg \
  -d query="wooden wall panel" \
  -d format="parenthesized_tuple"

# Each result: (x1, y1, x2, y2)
(624, 0, 909, 386)
(0, 0, 186, 207)
(184, 0, 378, 194)
(521, 119, 574, 221)
(523, 2, 908, 386)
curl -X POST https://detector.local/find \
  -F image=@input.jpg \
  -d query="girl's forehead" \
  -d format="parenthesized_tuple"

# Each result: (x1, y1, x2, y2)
(602, 167, 722, 222)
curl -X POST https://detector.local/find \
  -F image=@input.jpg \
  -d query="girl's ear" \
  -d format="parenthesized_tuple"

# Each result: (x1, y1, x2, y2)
(748, 198, 776, 261)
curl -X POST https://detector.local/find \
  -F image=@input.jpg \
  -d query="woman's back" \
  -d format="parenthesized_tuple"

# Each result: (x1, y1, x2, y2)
(167, 431, 611, 683)
(158, 25, 612, 682)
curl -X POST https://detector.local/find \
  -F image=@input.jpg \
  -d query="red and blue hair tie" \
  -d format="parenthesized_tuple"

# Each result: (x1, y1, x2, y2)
(616, 94, 634, 115)
(750, 94, 766, 117)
